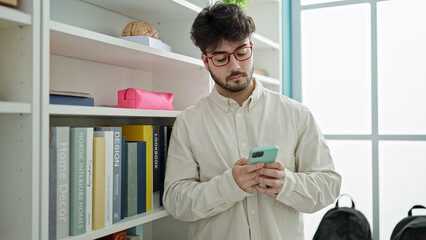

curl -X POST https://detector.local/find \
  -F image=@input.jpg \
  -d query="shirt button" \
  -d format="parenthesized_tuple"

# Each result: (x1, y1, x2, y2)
(251, 210, 255, 215)
(237, 113, 242, 118)
(242, 143, 246, 147)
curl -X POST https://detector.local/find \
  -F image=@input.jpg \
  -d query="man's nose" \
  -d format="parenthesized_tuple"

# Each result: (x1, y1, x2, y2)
(228, 54, 241, 70)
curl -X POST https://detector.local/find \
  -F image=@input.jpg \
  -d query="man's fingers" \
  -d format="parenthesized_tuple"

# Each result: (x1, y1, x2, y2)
(264, 161, 285, 170)
(254, 185, 279, 195)
(257, 168, 285, 179)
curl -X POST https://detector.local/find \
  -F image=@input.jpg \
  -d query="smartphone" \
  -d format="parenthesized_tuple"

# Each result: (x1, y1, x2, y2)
(248, 145, 279, 164)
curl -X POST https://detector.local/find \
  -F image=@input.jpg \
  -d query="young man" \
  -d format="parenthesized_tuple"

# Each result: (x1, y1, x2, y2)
(163, 3, 341, 239)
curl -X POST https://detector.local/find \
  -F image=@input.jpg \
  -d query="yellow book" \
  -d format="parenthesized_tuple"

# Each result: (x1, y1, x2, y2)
(120, 125, 153, 211)
(92, 137, 106, 230)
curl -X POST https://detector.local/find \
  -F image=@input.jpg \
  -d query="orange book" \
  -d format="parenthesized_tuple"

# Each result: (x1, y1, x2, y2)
(92, 137, 106, 230)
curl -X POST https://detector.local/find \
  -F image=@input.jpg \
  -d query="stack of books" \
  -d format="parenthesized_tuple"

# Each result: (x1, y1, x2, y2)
(50, 90, 94, 106)
(49, 124, 172, 238)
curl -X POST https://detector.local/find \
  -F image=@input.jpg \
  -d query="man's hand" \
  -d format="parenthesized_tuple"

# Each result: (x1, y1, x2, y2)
(254, 161, 286, 195)
(232, 158, 264, 193)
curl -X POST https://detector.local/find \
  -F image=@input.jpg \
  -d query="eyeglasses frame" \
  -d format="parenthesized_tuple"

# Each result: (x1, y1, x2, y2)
(204, 43, 254, 67)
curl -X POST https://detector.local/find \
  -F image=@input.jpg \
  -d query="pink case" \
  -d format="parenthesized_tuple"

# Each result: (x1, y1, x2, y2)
(117, 88, 174, 110)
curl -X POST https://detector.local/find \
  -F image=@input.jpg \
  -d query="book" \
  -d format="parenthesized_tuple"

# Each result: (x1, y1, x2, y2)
(69, 128, 87, 236)
(94, 130, 114, 227)
(98, 230, 127, 240)
(136, 141, 147, 214)
(127, 225, 143, 240)
(50, 126, 70, 238)
(159, 126, 168, 207)
(49, 144, 57, 240)
(126, 234, 140, 240)
(152, 125, 160, 209)
(85, 128, 94, 232)
(120, 136, 126, 220)
(120, 125, 153, 211)
(50, 95, 95, 106)
(95, 127, 122, 224)
(124, 142, 138, 217)
(49, 90, 91, 98)
(92, 137, 106, 230)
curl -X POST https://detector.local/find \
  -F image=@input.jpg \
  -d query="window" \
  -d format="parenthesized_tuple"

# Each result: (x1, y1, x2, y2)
(292, 0, 426, 239)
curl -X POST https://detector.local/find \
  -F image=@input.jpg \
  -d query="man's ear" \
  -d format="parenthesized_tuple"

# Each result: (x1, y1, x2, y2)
(201, 54, 209, 70)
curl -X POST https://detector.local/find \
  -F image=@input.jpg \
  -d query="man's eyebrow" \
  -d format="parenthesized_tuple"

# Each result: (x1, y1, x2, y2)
(211, 43, 249, 55)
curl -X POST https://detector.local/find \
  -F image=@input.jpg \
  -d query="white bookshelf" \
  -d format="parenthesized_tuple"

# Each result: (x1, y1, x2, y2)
(49, 105, 181, 118)
(61, 208, 169, 240)
(1, 0, 281, 239)
(0, 5, 32, 28)
(0, 101, 32, 114)
(0, 1, 40, 240)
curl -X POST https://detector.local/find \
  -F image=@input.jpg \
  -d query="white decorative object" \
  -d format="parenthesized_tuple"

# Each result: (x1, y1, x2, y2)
(120, 36, 172, 52)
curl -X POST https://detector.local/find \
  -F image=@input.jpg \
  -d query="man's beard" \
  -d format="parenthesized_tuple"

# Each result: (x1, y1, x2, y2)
(209, 67, 254, 93)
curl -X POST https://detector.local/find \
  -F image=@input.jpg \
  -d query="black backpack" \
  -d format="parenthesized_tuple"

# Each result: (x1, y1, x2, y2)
(391, 205, 426, 240)
(313, 194, 372, 240)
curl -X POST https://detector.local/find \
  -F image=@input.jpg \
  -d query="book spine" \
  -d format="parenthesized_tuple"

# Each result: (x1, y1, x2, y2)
(49, 143, 57, 240)
(152, 125, 160, 209)
(104, 131, 114, 227)
(70, 128, 87, 235)
(137, 141, 147, 214)
(143, 126, 153, 211)
(92, 137, 106, 230)
(125, 142, 138, 217)
(111, 128, 122, 224)
(49, 95, 94, 106)
(86, 128, 94, 231)
(159, 126, 167, 207)
(120, 136, 126, 220)
(54, 126, 70, 238)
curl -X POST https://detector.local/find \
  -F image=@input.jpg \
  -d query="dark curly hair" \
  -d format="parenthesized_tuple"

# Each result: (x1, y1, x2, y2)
(190, 2, 256, 54)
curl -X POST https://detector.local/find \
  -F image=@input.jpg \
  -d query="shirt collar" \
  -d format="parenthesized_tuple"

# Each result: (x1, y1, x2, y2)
(211, 78, 264, 113)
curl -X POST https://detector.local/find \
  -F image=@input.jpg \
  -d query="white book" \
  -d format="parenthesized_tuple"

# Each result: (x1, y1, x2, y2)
(94, 130, 114, 227)
(51, 126, 70, 238)
(85, 128, 94, 231)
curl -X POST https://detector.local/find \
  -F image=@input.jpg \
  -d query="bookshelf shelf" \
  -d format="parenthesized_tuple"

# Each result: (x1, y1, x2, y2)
(0, 5, 32, 29)
(0, 101, 31, 114)
(253, 33, 280, 50)
(50, 21, 204, 71)
(254, 74, 281, 86)
(59, 207, 169, 240)
(49, 104, 181, 118)
(82, 0, 201, 23)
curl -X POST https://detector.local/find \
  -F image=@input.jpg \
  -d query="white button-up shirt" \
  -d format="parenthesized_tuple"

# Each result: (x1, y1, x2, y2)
(163, 80, 341, 240)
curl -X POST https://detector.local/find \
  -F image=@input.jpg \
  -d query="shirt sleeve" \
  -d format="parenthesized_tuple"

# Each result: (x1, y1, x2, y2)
(275, 108, 342, 213)
(162, 115, 252, 222)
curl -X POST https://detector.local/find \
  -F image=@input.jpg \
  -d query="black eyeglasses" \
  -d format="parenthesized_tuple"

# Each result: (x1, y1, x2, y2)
(205, 43, 253, 67)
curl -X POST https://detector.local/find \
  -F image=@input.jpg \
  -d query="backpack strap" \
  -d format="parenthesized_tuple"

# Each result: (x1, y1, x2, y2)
(335, 194, 355, 209)
(408, 205, 426, 216)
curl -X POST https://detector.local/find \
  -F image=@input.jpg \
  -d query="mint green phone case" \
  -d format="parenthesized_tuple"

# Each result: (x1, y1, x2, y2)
(248, 145, 279, 164)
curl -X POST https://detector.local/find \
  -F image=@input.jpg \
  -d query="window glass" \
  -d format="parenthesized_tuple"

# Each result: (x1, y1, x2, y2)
(379, 141, 426, 239)
(301, 4, 371, 134)
(304, 140, 373, 239)
(301, 0, 345, 6)
(377, 0, 426, 134)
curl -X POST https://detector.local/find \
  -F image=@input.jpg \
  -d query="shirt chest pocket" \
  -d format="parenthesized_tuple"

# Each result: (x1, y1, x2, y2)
(259, 141, 296, 172)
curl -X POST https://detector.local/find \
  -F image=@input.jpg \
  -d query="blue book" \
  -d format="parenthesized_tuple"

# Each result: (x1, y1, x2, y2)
(159, 126, 167, 207)
(136, 141, 147, 214)
(121, 136, 126, 220)
(50, 95, 94, 106)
